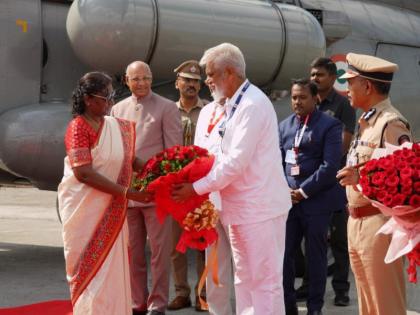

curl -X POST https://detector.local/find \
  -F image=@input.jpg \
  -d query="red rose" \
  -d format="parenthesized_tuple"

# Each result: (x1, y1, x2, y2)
(164, 163, 171, 172)
(362, 186, 375, 198)
(409, 195, 420, 207)
(396, 161, 408, 170)
(400, 177, 413, 187)
(388, 186, 398, 195)
(414, 182, 420, 193)
(378, 157, 394, 170)
(401, 185, 413, 195)
(364, 160, 378, 172)
(406, 156, 415, 165)
(359, 176, 370, 188)
(152, 161, 161, 173)
(167, 150, 176, 160)
(398, 147, 414, 158)
(391, 194, 407, 207)
(371, 172, 386, 186)
(385, 168, 397, 176)
(383, 194, 393, 207)
(360, 167, 368, 177)
(393, 149, 403, 157)
(400, 167, 414, 179)
(385, 175, 399, 187)
(376, 190, 387, 202)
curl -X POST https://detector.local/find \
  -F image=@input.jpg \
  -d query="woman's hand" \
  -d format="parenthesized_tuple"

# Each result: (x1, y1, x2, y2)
(126, 188, 154, 203)
(133, 157, 146, 173)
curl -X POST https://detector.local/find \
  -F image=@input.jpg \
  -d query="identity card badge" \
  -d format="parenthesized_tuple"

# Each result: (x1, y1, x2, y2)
(285, 149, 297, 164)
(291, 165, 300, 176)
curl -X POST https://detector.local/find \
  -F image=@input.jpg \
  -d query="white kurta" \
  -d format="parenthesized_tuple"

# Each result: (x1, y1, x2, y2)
(195, 101, 233, 315)
(194, 81, 292, 315)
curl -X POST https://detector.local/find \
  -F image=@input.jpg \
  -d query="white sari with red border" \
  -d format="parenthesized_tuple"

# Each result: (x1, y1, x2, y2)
(58, 116, 135, 315)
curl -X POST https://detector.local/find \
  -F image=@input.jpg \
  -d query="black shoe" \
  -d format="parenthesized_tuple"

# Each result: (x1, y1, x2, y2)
(334, 293, 350, 306)
(307, 311, 323, 315)
(286, 304, 298, 315)
(295, 285, 308, 301)
(132, 310, 147, 315)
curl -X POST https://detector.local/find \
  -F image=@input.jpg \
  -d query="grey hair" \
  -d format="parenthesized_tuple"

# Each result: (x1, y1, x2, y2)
(199, 43, 246, 79)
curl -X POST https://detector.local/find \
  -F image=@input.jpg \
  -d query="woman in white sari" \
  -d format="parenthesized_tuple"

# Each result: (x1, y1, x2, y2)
(58, 72, 152, 315)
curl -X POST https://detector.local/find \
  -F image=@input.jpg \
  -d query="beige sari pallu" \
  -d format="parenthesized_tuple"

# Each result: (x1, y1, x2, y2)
(58, 116, 135, 315)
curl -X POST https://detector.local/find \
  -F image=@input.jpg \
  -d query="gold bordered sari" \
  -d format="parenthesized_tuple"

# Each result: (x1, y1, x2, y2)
(58, 116, 135, 315)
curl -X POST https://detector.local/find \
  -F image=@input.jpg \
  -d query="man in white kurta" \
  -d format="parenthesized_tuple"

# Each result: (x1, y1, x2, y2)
(194, 99, 233, 315)
(172, 43, 292, 315)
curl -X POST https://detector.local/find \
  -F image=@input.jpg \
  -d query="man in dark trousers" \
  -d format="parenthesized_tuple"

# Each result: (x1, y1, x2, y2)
(279, 79, 345, 315)
(294, 57, 355, 306)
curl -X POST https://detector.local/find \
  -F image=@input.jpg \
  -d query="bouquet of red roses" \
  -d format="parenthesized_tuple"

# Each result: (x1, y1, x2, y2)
(134, 145, 219, 253)
(359, 142, 420, 282)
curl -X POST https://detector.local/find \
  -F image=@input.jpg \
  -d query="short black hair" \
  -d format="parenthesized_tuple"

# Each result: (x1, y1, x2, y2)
(310, 57, 337, 76)
(291, 78, 318, 96)
(369, 80, 391, 95)
(71, 72, 112, 117)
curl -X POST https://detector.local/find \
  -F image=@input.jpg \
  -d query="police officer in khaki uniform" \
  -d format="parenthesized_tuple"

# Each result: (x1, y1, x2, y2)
(168, 60, 209, 312)
(337, 53, 411, 315)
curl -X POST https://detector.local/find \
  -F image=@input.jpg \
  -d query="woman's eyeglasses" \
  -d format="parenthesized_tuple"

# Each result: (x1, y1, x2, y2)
(90, 90, 116, 102)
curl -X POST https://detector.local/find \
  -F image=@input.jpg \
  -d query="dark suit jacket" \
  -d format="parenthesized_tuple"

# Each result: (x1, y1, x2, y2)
(278, 109, 346, 214)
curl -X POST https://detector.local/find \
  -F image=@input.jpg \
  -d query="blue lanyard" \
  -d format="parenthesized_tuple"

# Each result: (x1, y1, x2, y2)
(218, 81, 250, 138)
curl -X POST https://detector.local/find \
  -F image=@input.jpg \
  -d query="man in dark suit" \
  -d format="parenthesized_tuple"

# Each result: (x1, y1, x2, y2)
(295, 57, 356, 306)
(279, 79, 345, 315)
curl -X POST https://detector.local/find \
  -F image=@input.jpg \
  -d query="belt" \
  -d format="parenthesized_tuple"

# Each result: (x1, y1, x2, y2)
(348, 205, 381, 219)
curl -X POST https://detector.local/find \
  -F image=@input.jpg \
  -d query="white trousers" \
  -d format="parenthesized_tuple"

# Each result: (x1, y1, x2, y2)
(206, 221, 234, 315)
(230, 215, 287, 315)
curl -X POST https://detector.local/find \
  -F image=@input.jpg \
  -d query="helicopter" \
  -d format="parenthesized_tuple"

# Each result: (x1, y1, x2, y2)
(0, 0, 419, 191)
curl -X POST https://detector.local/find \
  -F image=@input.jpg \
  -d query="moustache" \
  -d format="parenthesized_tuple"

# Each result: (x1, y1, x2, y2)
(186, 87, 197, 92)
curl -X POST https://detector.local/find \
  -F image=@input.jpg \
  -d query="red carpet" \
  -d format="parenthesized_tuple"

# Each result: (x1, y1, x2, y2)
(0, 300, 72, 315)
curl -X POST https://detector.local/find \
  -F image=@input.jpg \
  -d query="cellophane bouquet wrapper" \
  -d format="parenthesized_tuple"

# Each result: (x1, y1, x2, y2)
(358, 142, 420, 283)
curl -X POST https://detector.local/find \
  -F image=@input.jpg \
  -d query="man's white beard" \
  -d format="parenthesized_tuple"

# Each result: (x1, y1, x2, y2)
(211, 84, 226, 103)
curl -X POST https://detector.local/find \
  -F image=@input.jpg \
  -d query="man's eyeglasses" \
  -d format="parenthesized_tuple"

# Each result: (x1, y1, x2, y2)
(90, 90, 116, 102)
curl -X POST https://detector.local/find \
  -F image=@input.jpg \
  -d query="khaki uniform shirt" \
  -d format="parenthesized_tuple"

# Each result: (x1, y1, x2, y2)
(176, 98, 208, 145)
(346, 98, 411, 208)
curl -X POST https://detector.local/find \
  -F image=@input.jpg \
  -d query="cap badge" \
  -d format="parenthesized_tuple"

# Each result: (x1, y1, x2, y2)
(190, 66, 197, 73)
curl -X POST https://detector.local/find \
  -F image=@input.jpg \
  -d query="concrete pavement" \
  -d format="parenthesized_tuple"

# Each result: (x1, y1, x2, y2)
(0, 186, 418, 314)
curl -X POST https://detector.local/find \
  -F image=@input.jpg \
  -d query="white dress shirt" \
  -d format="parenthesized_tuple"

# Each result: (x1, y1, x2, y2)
(193, 80, 292, 225)
(194, 100, 224, 211)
